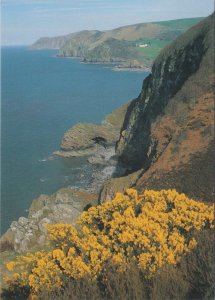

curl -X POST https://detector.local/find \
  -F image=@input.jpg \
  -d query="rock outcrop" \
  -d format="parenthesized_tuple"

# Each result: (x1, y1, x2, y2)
(54, 102, 129, 158)
(1, 188, 97, 253)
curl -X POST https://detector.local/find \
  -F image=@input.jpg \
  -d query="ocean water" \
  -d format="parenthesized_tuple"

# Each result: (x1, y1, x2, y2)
(1, 46, 148, 233)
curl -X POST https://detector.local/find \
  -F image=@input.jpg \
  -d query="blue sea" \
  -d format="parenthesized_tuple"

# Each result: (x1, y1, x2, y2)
(1, 46, 148, 233)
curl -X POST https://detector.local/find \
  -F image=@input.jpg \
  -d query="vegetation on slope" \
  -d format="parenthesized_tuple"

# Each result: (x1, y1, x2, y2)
(155, 18, 205, 31)
(82, 38, 145, 64)
(125, 18, 205, 61)
(3, 189, 214, 299)
(61, 17, 203, 67)
(30, 33, 77, 49)
(32, 17, 203, 68)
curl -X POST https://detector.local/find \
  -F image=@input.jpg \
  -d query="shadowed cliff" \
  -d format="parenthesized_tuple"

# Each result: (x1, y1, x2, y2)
(102, 13, 214, 202)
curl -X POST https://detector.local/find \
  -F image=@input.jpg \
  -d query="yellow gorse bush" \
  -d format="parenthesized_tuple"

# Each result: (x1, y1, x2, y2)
(5, 189, 214, 294)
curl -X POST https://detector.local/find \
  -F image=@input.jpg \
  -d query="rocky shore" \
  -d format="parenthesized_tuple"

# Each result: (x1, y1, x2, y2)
(1, 188, 98, 253)
(0, 144, 120, 253)
(79, 60, 150, 72)
(112, 59, 151, 72)
(0, 102, 130, 253)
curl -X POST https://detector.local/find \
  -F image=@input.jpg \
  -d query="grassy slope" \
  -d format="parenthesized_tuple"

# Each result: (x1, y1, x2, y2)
(133, 18, 204, 61)
(31, 17, 203, 67)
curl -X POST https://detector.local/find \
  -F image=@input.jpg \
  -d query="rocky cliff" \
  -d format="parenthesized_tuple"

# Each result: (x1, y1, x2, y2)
(112, 13, 214, 202)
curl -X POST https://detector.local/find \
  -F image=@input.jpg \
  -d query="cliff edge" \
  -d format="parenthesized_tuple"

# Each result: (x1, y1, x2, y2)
(112, 13, 214, 202)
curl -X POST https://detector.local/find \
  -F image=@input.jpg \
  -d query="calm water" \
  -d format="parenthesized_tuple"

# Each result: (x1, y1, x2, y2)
(1, 46, 148, 233)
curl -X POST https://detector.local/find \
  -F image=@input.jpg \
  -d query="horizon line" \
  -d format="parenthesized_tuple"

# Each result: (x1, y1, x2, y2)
(1, 15, 206, 46)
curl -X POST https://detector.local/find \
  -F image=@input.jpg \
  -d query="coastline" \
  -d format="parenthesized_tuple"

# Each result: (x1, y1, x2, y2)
(0, 101, 130, 251)
(112, 66, 151, 72)
(0, 143, 125, 253)
(28, 46, 151, 72)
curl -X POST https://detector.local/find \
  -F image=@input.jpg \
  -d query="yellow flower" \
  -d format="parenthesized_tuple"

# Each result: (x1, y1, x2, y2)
(188, 238, 197, 250)
(6, 261, 16, 272)
(52, 249, 65, 260)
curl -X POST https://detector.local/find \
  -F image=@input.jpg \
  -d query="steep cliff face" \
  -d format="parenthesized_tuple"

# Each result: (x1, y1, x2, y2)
(116, 14, 214, 171)
(100, 14, 215, 203)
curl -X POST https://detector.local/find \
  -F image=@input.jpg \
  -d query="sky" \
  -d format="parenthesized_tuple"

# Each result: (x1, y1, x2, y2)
(1, 0, 214, 45)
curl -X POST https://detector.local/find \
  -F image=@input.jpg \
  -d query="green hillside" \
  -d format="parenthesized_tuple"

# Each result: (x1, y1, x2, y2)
(130, 18, 204, 61)
(32, 17, 204, 68)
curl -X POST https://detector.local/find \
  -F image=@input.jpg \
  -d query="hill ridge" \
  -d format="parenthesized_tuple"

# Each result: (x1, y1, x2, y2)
(31, 17, 203, 69)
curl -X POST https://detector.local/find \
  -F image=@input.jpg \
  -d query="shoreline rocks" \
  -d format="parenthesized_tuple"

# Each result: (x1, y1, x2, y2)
(0, 127, 125, 253)
(1, 188, 98, 253)
(54, 102, 130, 158)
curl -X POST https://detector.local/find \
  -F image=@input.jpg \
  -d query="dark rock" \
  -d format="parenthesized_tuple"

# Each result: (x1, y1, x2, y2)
(116, 14, 214, 171)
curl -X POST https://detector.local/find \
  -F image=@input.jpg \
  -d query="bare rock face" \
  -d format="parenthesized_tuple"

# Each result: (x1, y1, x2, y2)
(38, 218, 52, 234)
(7, 218, 39, 252)
(1, 188, 98, 253)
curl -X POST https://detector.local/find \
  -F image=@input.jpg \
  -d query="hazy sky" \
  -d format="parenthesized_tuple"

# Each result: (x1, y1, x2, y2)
(1, 0, 214, 45)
